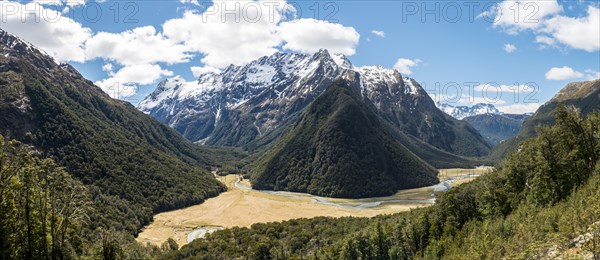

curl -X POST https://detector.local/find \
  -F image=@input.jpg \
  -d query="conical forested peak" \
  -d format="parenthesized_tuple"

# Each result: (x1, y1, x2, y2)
(249, 79, 439, 198)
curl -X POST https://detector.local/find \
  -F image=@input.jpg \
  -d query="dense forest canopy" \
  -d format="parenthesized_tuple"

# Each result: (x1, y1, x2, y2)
(0, 135, 197, 259)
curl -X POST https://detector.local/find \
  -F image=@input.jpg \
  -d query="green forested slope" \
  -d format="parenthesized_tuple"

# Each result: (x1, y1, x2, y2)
(0, 30, 247, 234)
(171, 107, 600, 259)
(249, 80, 439, 198)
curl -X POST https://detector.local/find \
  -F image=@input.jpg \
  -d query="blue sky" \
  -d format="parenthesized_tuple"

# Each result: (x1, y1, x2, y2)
(1, 0, 599, 113)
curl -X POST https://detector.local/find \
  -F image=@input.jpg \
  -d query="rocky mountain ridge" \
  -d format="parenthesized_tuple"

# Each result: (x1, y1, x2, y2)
(139, 49, 491, 157)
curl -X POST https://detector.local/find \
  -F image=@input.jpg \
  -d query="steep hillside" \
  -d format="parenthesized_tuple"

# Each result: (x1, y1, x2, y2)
(248, 79, 439, 198)
(140, 50, 491, 158)
(491, 79, 600, 161)
(0, 29, 240, 233)
(464, 113, 530, 146)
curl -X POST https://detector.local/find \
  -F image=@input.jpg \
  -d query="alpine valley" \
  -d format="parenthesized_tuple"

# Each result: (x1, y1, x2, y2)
(0, 14, 599, 259)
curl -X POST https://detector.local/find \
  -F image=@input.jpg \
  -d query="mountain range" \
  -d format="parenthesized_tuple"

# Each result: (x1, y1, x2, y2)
(1, 25, 599, 259)
(139, 50, 492, 166)
(437, 102, 501, 120)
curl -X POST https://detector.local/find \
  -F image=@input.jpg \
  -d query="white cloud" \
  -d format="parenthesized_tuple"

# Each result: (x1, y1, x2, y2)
(474, 84, 537, 93)
(504, 43, 517, 53)
(459, 96, 507, 105)
(0, 1, 91, 62)
(497, 103, 541, 114)
(191, 66, 220, 78)
(278, 19, 360, 55)
(102, 63, 113, 72)
(84, 26, 193, 98)
(32, 0, 85, 7)
(543, 6, 600, 52)
(371, 30, 385, 38)
(393, 58, 421, 75)
(163, 0, 287, 68)
(179, 0, 200, 6)
(585, 69, 600, 80)
(431, 94, 507, 107)
(32, 0, 63, 5)
(535, 35, 557, 46)
(545, 66, 584, 80)
(163, 1, 360, 68)
(491, 0, 563, 34)
(95, 64, 173, 98)
(486, 1, 600, 52)
(85, 26, 192, 66)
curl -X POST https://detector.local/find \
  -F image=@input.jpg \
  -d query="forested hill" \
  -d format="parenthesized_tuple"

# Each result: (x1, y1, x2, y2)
(0, 29, 244, 234)
(170, 106, 600, 260)
(249, 79, 439, 198)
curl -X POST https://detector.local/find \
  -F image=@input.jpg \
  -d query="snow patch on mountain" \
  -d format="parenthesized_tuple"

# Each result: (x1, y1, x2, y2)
(331, 53, 353, 69)
(437, 103, 501, 120)
(138, 76, 209, 112)
(138, 49, 432, 144)
(0, 29, 52, 61)
(403, 77, 419, 95)
(358, 66, 398, 84)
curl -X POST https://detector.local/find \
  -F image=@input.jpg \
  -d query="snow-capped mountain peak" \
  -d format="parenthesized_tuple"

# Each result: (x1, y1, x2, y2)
(138, 50, 432, 145)
(331, 53, 353, 69)
(1, 29, 49, 58)
(437, 102, 501, 120)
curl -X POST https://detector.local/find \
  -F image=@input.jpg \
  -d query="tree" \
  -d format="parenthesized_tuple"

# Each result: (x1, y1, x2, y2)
(0, 135, 90, 259)
(161, 238, 179, 251)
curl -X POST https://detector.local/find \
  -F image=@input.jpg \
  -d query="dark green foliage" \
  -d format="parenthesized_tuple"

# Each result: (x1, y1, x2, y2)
(162, 238, 179, 251)
(0, 136, 174, 259)
(165, 217, 373, 259)
(0, 135, 90, 259)
(172, 108, 600, 259)
(247, 106, 484, 169)
(19, 73, 226, 233)
(216, 165, 242, 176)
(249, 80, 439, 198)
(206, 109, 263, 147)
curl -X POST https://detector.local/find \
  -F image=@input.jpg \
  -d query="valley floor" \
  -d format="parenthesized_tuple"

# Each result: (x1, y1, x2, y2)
(136, 168, 491, 247)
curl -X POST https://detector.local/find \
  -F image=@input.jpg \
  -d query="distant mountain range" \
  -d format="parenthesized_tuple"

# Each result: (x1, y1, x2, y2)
(436, 102, 534, 146)
(437, 102, 501, 120)
(140, 50, 492, 164)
